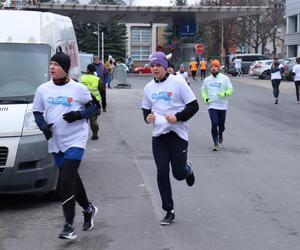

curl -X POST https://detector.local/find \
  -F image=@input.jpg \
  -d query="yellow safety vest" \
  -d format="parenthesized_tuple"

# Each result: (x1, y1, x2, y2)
(80, 74, 101, 101)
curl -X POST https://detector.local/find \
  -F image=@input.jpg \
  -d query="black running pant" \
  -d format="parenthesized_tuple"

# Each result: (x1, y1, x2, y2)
(61, 159, 90, 225)
(208, 109, 226, 145)
(295, 81, 300, 101)
(200, 70, 206, 79)
(271, 79, 281, 98)
(89, 114, 99, 136)
(152, 131, 189, 212)
(191, 70, 196, 80)
(100, 89, 107, 110)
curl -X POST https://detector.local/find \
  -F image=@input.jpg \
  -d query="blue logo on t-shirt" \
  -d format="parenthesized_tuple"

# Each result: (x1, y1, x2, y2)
(151, 91, 172, 101)
(47, 96, 73, 106)
(209, 82, 221, 88)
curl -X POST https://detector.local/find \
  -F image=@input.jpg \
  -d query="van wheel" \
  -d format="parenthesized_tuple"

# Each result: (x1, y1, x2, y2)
(44, 172, 62, 201)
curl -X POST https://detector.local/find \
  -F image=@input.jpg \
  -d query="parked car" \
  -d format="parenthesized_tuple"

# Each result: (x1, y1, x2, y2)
(282, 57, 296, 81)
(253, 59, 288, 80)
(249, 61, 260, 76)
(226, 54, 270, 76)
(133, 63, 151, 74)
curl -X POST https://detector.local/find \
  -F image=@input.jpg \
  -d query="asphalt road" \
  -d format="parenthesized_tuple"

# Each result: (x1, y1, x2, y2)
(1, 74, 300, 250)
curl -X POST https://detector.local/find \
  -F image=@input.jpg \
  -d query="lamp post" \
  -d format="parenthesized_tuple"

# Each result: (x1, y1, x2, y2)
(101, 31, 104, 62)
(94, 24, 104, 61)
(97, 23, 100, 58)
(221, 19, 224, 66)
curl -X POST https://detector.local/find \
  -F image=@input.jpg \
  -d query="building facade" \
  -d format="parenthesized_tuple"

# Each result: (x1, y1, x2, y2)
(285, 0, 300, 57)
(126, 23, 167, 67)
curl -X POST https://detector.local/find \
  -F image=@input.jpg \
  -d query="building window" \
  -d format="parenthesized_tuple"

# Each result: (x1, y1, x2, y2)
(288, 15, 298, 34)
(131, 46, 151, 60)
(131, 27, 151, 43)
(130, 27, 151, 60)
(288, 45, 298, 57)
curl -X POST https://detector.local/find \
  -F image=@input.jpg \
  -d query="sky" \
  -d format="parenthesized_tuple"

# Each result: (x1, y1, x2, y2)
(132, 0, 197, 6)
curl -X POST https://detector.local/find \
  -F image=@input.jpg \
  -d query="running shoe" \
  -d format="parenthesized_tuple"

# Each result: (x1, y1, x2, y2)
(212, 144, 219, 151)
(91, 135, 99, 140)
(58, 224, 77, 240)
(83, 204, 98, 231)
(186, 161, 195, 186)
(160, 210, 175, 226)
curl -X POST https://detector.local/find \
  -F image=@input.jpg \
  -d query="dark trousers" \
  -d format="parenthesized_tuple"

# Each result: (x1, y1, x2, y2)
(295, 81, 300, 101)
(61, 159, 90, 225)
(100, 89, 107, 110)
(208, 109, 226, 145)
(271, 79, 281, 98)
(152, 131, 190, 212)
(191, 70, 197, 80)
(89, 114, 99, 136)
(200, 69, 206, 79)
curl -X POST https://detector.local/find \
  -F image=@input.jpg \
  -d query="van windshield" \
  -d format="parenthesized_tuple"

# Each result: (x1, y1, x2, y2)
(0, 44, 50, 102)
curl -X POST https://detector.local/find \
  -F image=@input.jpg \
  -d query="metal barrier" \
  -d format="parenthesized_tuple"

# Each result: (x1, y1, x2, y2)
(111, 64, 130, 88)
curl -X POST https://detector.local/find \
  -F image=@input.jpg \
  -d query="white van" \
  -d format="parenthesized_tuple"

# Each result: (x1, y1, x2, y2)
(0, 10, 80, 196)
(79, 53, 94, 73)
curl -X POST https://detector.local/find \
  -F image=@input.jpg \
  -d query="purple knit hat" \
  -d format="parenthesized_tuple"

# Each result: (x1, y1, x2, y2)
(149, 52, 168, 69)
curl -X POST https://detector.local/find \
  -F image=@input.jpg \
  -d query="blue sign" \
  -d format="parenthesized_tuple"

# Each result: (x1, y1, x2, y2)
(179, 22, 196, 36)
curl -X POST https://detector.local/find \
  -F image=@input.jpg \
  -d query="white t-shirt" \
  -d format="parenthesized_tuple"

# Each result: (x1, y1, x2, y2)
(32, 79, 92, 153)
(201, 73, 233, 110)
(292, 64, 300, 81)
(271, 63, 283, 80)
(234, 58, 242, 69)
(176, 71, 189, 83)
(142, 74, 196, 141)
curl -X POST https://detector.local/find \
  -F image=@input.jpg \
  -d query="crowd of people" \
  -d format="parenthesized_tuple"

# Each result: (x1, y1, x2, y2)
(32, 51, 233, 239)
(33, 49, 300, 240)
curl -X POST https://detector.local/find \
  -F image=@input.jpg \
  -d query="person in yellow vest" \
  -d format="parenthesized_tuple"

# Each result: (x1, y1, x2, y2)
(189, 58, 198, 81)
(199, 58, 207, 80)
(80, 64, 102, 140)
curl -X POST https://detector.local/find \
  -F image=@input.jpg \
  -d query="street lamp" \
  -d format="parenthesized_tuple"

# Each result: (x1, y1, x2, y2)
(221, 19, 224, 66)
(93, 23, 104, 61)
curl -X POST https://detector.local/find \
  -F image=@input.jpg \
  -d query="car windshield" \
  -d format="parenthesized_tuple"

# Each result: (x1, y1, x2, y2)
(0, 43, 50, 102)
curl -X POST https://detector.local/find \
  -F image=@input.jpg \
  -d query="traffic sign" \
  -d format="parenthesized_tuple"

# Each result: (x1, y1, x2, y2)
(194, 43, 205, 54)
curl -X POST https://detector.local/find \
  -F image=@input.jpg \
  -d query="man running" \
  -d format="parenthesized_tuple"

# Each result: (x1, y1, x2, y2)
(199, 58, 207, 80)
(142, 51, 199, 225)
(292, 57, 300, 104)
(233, 57, 242, 77)
(270, 57, 283, 104)
(177, 63, 190, 85)
(201, 59, 234, 151)
(190, 58, 198, 81)
(33, 52, 99, 240)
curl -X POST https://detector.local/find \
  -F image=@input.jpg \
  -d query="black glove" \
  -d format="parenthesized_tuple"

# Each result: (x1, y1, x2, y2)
(63, 111, 81, 123)
(42, 124, 53, 141)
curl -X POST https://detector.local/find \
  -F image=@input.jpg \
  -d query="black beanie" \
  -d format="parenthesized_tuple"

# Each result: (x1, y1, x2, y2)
(50, 52, 71, 74)
(87, 64, 96, 73)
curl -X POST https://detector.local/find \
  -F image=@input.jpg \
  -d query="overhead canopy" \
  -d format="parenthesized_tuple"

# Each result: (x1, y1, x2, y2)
(23, 4, 270, 24)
